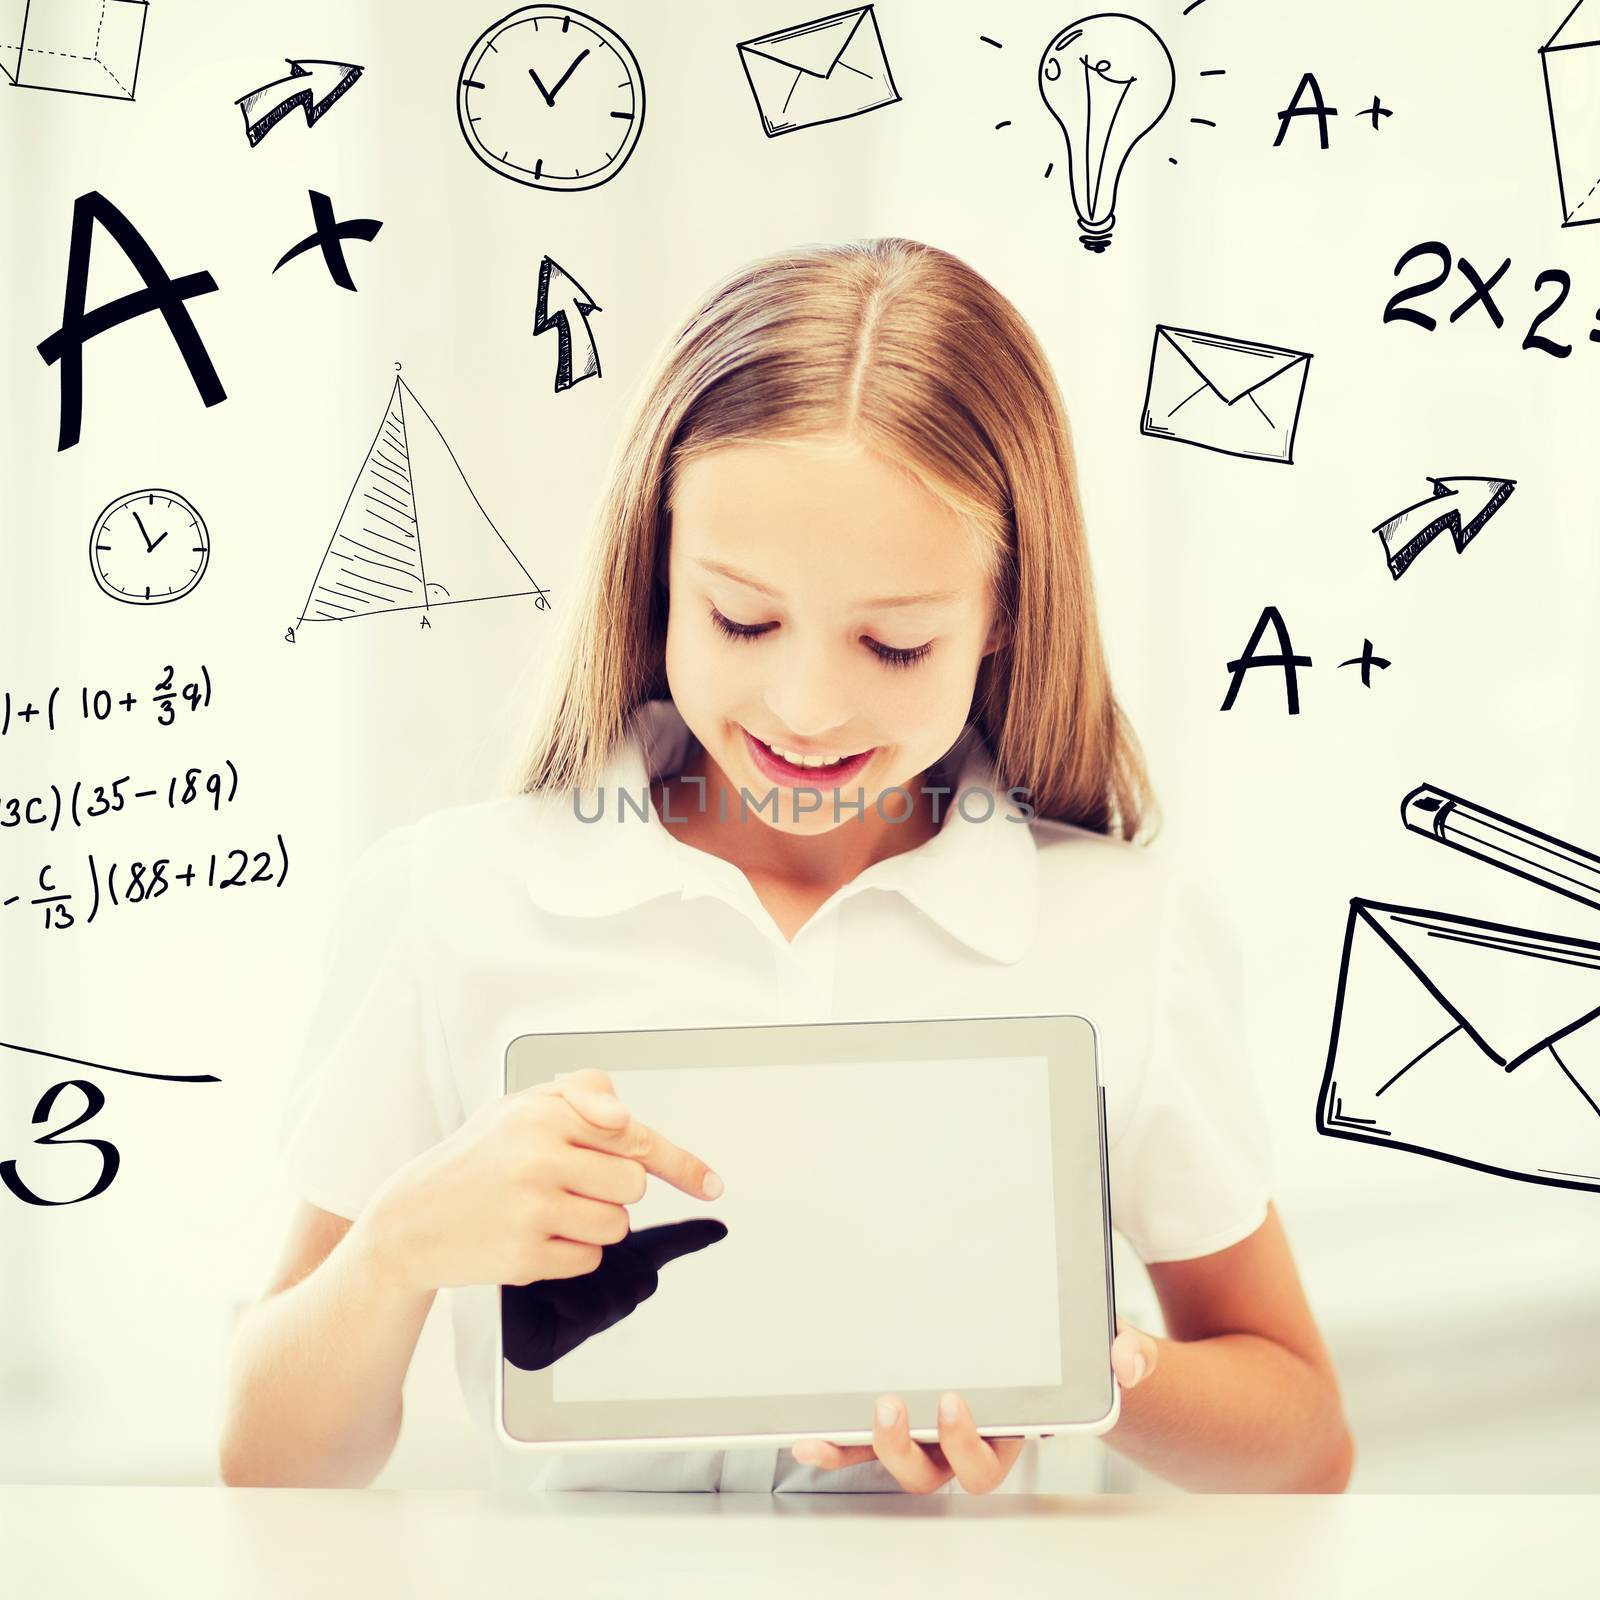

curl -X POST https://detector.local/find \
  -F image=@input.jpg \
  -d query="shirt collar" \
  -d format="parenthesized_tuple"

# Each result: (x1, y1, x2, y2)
(522, 699, 1040, 964)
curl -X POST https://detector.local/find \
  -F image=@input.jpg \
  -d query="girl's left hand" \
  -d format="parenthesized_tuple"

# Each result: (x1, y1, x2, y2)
(789, 1321, 1160, 1495)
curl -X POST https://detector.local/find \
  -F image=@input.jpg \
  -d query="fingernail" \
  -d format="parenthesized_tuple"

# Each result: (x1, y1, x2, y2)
(939, 1392, 961, 1422)
(793, 1442, 820, 1463)
(1131, 1354, 1147, 1385)
(876, 1398, 899, 1428)
(703, 1171, 723, 1199)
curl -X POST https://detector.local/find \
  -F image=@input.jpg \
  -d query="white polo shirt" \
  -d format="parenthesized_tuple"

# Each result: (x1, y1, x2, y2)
(280, 698, 1273, 1494)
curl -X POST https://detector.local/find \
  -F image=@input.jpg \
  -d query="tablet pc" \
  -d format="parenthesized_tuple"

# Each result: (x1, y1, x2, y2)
(496, 1013, 1118, 1454)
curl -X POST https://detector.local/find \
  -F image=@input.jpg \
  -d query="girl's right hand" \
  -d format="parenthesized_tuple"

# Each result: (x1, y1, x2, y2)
(356, 1067, 724, 1294)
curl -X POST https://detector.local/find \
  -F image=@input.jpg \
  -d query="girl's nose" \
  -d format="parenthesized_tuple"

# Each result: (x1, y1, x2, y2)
(761, 680, 853, 746)
(758, 631, 861, 741)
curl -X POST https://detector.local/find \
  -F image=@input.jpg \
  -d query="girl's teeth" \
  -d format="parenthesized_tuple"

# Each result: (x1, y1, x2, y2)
(769, 742, 848, 769)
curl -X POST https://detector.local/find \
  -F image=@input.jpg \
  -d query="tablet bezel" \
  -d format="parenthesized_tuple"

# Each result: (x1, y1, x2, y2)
(494, 1012, 1119, 1454)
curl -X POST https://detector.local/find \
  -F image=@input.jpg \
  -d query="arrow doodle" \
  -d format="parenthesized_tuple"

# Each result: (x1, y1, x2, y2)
(236, 59, 365, 148)
(533, 256, 603, 393)
(1373, 476, 1517, 580)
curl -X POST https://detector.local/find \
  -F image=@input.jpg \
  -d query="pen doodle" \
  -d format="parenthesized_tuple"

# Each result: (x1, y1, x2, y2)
(1, 0, 146, 100)
(90, 490, 209, 605)
(1402, 783, 1600, 913)
(1382, 239, 1600, 359)
(2, 1039, 218, 1208)
(981, 8, 1227, 245)
(457, 6, 645, 191)
(1372, 477, 1517, 581)
(1541, 2, 1600, 229)
(36, 191, 227, 452)
(533, 255, 602, 392)
(1318, 781, 1600, 1193)
(736, 6, 899, 139)
(290, 371, 550, 636)
(272, 191, 384, 293)
(1, 665, 213, 737)
(1141, 325, 1312, 464)
(236, 58, 364, 147)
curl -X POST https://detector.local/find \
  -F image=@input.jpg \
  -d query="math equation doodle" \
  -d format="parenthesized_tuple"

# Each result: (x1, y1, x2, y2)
(2, 1040, 218, 1207)
(89, 489, 210, 605)
(1381, 238, 1600, 359)
(2, 664, 212, 736)
(290, 372, 549, 636)
(8, 837, 289, 933)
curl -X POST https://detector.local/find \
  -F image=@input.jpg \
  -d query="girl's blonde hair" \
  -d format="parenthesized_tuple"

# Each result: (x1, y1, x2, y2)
(515, 236, 1153, 840)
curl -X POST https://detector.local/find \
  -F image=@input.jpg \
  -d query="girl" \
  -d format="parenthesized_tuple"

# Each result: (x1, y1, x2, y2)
(220, 237, 1353, 1496)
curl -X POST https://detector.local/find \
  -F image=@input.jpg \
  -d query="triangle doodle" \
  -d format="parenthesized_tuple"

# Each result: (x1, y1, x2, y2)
(295, 374, 548, 627)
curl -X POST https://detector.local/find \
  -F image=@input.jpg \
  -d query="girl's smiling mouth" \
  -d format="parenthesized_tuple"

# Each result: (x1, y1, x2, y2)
(741, 727, 877, 787)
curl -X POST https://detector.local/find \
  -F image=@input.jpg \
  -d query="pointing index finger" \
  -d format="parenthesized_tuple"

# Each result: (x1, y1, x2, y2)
(620, 1114, 724, 1201)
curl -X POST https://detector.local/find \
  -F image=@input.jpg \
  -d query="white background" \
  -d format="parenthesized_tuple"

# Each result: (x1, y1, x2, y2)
(2, 0, 1598, 1490)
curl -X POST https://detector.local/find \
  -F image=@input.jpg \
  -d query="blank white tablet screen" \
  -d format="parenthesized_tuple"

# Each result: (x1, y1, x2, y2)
(551, 1055, 1062, 1402)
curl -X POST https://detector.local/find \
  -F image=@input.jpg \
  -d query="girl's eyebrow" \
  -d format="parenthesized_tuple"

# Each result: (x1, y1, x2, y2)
(693, 557, 959, 610)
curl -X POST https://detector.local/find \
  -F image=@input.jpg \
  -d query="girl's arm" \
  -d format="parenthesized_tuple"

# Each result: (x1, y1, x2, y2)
(219, 1071, 722, 1488)
(217, 1200, 435, 1488)
(1106, 1203, 1355, 1493)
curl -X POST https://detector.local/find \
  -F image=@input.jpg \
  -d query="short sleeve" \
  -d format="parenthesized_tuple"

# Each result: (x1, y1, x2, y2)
(1109, 868, 1275, 1264)
(278, 822, 460, 1221)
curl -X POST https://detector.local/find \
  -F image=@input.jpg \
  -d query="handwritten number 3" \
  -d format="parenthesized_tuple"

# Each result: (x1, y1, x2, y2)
(1, 1079, 121, 1206)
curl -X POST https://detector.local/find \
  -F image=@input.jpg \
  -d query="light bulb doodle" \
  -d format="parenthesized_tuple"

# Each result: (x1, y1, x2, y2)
(1038, 14, 1175, 253)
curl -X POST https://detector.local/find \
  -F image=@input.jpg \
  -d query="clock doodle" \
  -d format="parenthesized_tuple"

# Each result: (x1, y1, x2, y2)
(456, 6, 645, 190)
(89, 490, 210, 606)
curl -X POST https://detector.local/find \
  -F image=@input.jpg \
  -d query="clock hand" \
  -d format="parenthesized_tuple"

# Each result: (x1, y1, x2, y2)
(134, 509, 153, 551)
(146, 529, 170, 551)
(545, 48, 591, 102)
(527, 66, 555, 107)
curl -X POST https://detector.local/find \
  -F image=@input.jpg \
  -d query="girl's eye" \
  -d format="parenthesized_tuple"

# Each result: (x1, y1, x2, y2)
(708, 605, 773, 643)
(866, 639, 933, 670)
(707, 605, 932, 670)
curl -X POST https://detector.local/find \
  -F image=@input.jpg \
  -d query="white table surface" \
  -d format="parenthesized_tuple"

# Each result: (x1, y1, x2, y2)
(2, 1488, 1596, 1598)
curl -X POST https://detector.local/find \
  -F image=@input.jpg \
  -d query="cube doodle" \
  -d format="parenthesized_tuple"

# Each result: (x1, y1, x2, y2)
(1, 0, 148, 101)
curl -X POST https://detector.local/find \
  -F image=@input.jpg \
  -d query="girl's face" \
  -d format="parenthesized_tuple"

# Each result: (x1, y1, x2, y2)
(663, 437, 1005, 836)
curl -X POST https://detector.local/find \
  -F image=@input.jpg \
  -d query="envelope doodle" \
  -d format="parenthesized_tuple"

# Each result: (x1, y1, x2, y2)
(1317, 902, 1600, 1194)
(1140, 325, 1312, 464)
(736, 6, 900, 139)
